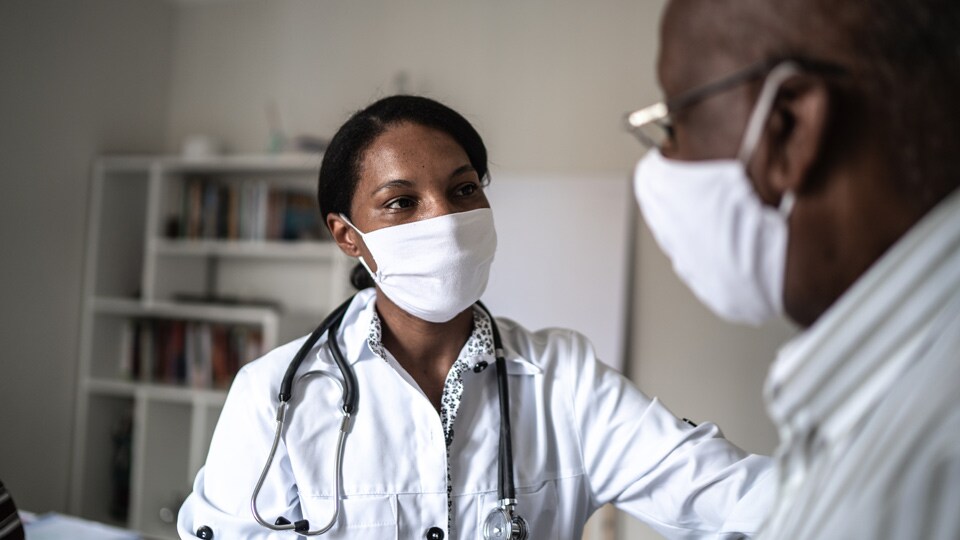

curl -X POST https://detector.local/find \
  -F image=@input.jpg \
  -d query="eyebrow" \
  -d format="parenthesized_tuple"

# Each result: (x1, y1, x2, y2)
(370, 164, 477, 196)
(450, 164, 476, 178)
(371, 179, 414, 196)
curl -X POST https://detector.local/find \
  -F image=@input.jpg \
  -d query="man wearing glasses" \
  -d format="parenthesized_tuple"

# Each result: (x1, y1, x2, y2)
(626, 0, 960, 538)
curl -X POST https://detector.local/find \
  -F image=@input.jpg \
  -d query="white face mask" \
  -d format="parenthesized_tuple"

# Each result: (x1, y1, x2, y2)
(341, 208, 497, 323)
(633, 63, 799, 326)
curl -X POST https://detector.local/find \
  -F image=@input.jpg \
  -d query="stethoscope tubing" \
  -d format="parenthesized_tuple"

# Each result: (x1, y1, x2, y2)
(251, 294, 524, 537)
(278, 295, 356, 409)
(252, 295, 355, 535)
(476, 301, 518, 504)
(250, 398, 350, 535)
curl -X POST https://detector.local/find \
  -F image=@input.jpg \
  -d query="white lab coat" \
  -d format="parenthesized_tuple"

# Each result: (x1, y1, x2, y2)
(178, 289, 773, 539)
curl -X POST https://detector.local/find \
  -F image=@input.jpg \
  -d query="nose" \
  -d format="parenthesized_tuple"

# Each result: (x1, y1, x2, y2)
(420, 192, 458, 220)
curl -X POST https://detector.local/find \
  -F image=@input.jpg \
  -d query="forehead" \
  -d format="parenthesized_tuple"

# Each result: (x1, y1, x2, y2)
(359, 122, 467, 177)
(658, 0, 757, 96)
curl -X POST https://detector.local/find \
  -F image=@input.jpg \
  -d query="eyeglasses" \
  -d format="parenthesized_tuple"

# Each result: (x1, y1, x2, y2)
(624, 57, 845, 149)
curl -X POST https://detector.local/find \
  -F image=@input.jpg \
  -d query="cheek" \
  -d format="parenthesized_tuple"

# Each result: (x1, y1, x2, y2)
(670, 124, 716, 160)
(674, 93, 755, 161)
(674, 119, 743, 161)
(349, 194, 375, 228)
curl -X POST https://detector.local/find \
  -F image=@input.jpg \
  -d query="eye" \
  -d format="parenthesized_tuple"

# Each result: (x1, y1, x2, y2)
(385, 196, 416, 210)
(455, 182, 480, 198)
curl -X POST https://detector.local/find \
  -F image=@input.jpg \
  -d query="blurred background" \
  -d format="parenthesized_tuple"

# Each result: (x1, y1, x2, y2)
(0, 0, 795, 538)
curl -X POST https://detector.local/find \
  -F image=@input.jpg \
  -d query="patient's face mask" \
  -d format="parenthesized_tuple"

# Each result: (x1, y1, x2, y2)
(341, 208, 497, 323)
(633, 64, 798, 326)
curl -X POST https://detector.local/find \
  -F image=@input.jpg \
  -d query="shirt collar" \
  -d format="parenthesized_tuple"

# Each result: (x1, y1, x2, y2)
(365, 303, 496, 367)
(317, 289, 539, 373)
(766, 188, 960, 444)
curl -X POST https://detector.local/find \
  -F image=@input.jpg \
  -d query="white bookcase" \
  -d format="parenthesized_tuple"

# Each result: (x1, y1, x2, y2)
(69, 153, 353, 539)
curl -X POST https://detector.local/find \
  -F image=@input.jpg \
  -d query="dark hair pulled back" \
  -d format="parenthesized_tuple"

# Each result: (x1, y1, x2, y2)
(317, 95, 489, 290)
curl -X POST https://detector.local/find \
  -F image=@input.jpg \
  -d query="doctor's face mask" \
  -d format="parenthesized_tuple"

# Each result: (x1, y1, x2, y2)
(341, 208, 497, 323)
(633, 63, 799, 326)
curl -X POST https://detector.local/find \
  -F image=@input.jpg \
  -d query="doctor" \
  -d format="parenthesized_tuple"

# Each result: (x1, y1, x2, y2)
(178, 95, 773, 539)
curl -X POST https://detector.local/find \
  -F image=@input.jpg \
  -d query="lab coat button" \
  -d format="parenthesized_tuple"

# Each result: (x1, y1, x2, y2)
(426, 526, 445, 539)
(196, 525, 214, 539)
(473, 361, 489, 373)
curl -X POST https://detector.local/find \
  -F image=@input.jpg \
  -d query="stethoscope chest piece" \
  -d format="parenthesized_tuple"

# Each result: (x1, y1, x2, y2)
(482, 504, 528, 540)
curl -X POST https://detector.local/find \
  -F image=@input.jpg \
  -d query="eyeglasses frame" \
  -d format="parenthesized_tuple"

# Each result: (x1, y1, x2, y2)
(625, 56, 847, 149)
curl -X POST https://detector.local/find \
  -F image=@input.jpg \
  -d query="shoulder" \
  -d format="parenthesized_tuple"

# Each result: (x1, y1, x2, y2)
(233, 290, 375, 396)
(495, 317, 598, 371)
(240, 334, 311, 380)
(227, 333, 315, 409)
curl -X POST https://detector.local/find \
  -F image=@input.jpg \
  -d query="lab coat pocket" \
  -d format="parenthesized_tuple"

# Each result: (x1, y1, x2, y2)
(478, 480, 559, 539)
(298, 493, 398, 539)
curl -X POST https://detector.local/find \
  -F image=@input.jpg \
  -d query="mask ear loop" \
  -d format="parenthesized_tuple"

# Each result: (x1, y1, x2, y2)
(737, 62, 803, 165)
(738, 61, 804, 219)
(779, 191, 797, 217)
(338, 213, 379, 282)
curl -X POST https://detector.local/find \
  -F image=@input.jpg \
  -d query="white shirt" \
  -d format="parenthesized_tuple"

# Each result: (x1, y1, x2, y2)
(368, 305, 497, 534)
(761, 188, 960, 539)
(178, 288, 774, 539)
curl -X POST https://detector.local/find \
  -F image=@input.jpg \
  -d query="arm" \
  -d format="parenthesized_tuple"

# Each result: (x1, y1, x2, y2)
(566, 332, 774, 539)
(177, 367, 303, 539)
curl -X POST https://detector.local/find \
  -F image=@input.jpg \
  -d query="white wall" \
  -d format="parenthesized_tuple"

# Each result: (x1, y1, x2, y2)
(0, 0, 174, 513)
(163, 0, 659, 174)
(0, 1, 795, 537)
(483, 173, 635, 371)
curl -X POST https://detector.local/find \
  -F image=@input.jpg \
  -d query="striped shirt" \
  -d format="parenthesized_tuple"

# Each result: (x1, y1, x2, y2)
(761, 188, 960, 539)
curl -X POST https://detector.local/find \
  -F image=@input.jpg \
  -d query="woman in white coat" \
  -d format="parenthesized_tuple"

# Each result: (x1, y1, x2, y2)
(177, 95, 773, 540)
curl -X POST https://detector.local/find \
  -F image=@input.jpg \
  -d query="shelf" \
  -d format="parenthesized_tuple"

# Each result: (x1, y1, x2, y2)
(99, 153, 322, 174)
(151, 238, 340, 260)
(85, 378, 228, 406)
(85, 378, 137, 397)
(73, 152, 351, 537)
(92, 297, 279, 326)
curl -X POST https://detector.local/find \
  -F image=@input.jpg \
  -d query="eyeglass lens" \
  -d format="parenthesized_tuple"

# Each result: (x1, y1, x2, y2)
(631, 121, 672, 150)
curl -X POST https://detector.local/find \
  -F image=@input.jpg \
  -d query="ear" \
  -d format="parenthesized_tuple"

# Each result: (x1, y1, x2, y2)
(758, 75, 831, 200)
(326, 213, 363, 258)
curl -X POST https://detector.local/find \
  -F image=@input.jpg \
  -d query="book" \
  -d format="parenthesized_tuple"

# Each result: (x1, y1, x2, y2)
(185, 177, 203, 239)
(227, 184, 240, 239)
(201, 182, 219, 239)
(118, 320, 134, 380)
(124, 319, 262, 387)
(138, 322, 154, 383)
(283, 191, 324, 240)
(210, 324, 230, 388)
(180, 177, 328, 242)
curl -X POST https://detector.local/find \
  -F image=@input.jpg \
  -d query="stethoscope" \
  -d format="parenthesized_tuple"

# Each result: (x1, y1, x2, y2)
(250, 294, 529, 539)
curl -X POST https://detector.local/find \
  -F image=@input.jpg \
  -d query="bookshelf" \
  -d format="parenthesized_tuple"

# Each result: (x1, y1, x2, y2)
(69, 153, 353, 539)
